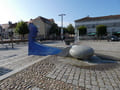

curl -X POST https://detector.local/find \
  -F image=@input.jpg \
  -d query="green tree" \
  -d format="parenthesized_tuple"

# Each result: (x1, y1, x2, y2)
(78, 26, 87, 36)
(49, 23, 59, 35)
(67, 24, 74, 34)
(63, 27, 68, 34)
(15, 21, 29, 40)
(96, 25, 107, 37)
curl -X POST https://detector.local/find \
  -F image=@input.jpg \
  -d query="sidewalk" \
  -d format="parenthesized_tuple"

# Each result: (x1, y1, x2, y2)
(78, 41, 120, 60)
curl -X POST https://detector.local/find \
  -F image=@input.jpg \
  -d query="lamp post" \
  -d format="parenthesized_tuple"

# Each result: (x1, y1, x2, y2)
(74, 26, 79, 44)
(59, 14, 66, 40)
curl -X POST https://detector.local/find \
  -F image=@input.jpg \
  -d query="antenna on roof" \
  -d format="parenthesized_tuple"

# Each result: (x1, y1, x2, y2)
(87, 15, 90, 17)
(8, 21, 12, 25)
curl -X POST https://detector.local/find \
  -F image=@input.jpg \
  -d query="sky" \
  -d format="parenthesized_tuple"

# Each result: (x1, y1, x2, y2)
(0, 0, 120, 26)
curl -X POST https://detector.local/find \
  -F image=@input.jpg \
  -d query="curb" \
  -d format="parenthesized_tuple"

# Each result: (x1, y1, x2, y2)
(0, 55, 51, 81)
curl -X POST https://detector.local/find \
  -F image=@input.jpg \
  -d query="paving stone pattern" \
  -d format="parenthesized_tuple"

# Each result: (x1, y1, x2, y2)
(46, 56, 120, 90)
(0, 56, 85, 90)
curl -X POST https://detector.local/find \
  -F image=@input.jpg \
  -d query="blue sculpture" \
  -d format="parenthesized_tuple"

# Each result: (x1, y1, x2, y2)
(28, 23, 62, 56)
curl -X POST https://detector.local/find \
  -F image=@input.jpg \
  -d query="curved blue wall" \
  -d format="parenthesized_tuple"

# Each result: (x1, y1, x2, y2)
(28, 23, 61, 56)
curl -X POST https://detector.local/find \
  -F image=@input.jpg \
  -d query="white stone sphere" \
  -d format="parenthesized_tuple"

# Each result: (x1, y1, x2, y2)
(69, 45, 94, 59)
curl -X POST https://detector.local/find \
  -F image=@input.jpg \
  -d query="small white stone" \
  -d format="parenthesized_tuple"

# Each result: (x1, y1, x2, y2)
(69, 45, 94, 59)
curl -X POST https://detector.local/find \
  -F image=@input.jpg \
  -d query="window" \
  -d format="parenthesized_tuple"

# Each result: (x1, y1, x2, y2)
(92, 25, 95, 28)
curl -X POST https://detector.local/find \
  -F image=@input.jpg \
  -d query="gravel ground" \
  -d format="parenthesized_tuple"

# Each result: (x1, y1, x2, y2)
(0, 56, 85, 90)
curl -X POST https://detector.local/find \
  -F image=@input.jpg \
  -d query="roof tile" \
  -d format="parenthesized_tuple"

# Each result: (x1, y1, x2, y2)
(75, 15, 120, 22)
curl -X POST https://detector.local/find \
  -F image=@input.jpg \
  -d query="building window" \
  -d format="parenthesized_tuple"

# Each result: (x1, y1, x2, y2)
(112, 23, 115, 27)
(92, 25, 95, 28)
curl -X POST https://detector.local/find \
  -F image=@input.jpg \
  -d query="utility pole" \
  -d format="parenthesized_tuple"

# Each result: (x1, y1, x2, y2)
(59, 14, 66, 40)
(74, 27, 79, 44)
(8, 21, 14, 48)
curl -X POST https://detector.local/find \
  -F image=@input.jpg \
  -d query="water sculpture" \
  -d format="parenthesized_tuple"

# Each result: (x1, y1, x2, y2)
(69, 45, 94, 59)
(69, 45, 116, 64)
(28, 23, 61, 56)
(28, 22, 117, 65)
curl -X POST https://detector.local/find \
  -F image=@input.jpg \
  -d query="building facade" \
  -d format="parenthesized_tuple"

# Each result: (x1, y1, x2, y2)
(75, 15, 120, 36)
(31, 16, 54, 39)
(1, 16, 54, 40)
(1, 24, 9, 39)
(1, 23, 20, 39)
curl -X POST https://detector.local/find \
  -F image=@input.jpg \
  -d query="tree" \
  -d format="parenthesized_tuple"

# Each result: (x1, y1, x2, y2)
(67, 24, 74, 34)
(63, 27, 68, 34)
(49, 23, 59, 35)
(49, 23, 61, 39)
(15, 21, 29, 40)
(96, 25, 107, 37)
(78, 26, 87, 36)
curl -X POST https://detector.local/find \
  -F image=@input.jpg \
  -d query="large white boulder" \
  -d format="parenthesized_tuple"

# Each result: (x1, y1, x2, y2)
(69, 45, 94, 59)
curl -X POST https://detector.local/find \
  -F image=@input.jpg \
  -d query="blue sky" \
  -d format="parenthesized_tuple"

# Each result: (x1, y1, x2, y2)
(0, 0, 120, 26)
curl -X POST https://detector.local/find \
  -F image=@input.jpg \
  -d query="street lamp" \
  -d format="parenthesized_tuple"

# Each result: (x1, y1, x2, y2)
(59, 14, 66, 40)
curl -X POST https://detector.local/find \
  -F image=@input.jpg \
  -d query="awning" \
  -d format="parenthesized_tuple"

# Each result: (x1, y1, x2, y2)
(88, 33, 96, 35)
(113, 32, 120, 34)
(116, 32, 120, 34)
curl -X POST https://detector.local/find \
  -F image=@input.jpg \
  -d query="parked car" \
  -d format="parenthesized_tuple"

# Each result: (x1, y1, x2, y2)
(118, 37, 120, 41)
(110, 35, 119, 41)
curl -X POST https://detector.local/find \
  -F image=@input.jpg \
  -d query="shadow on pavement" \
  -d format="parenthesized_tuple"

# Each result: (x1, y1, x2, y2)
(0, 67, 12, 76)
(57, 46, 71, 57)
(0, 48, 19, 51)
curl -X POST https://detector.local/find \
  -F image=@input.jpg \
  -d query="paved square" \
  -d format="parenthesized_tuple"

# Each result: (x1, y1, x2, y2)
(46, 56, 120, 90)
(0, 41, 120, 90)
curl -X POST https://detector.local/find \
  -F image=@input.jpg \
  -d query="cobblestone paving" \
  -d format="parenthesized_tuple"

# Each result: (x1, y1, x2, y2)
(0, 56, 85, 90)
(0, 41, 120, 90)
(47, 56, 120, 90)
(0, 55, 120, 90)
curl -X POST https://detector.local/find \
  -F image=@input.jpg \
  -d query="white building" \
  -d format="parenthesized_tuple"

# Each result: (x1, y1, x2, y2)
(75, 15, 120, 36)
